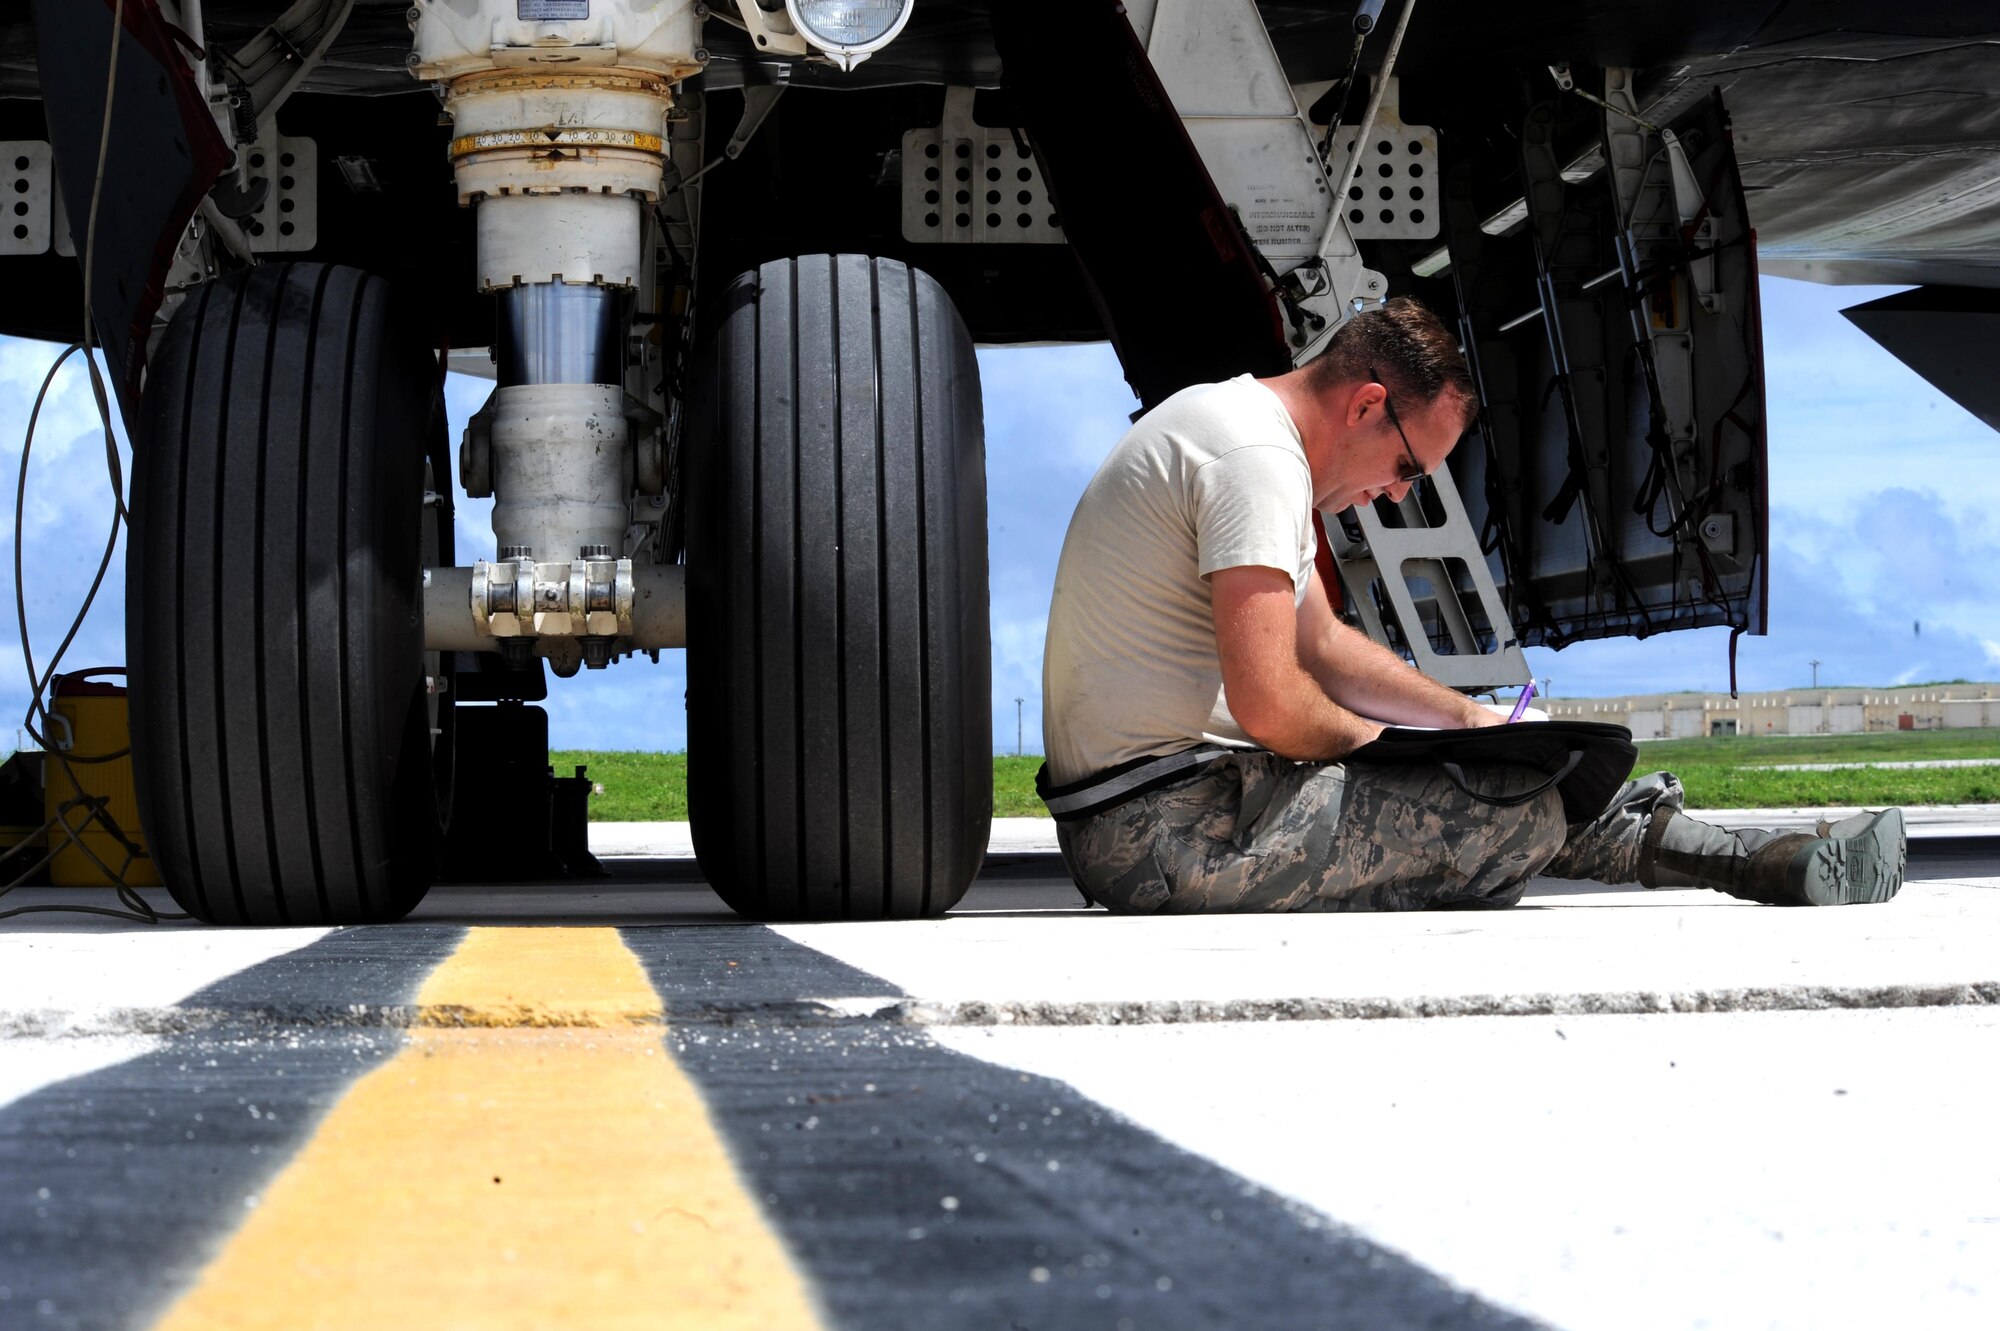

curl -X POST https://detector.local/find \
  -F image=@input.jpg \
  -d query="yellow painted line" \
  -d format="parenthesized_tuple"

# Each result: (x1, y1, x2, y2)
(152, 928, 825, 1331)
(413, 925, 668, 1028)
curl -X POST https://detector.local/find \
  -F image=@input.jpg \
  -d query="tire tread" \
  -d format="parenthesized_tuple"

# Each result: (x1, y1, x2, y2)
(131, 264, 439, 925)
(688, 254, 989, 920)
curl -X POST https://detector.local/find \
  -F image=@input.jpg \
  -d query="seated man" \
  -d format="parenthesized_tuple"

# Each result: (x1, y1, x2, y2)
(1037, 297, 1905, 913)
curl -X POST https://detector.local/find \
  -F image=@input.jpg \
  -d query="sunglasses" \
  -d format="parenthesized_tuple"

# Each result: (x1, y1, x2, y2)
(1371, 365, 1427, 485)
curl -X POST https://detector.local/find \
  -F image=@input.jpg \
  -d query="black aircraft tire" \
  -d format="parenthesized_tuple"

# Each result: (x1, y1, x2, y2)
(129, 263, 445, 925)
(687, 254, 992, 920)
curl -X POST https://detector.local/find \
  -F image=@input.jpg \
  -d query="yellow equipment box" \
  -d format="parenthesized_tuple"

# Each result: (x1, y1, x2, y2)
(43, 668, 161, 887)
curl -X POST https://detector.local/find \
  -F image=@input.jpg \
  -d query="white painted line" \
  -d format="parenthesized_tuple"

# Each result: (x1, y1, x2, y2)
(772, 878, 2000, 1013)
(933, 1007, 2000, 1331)
(0, 928, 331, 1013)
(0, 912, 332, 1040)
(0, 1034, 161, 1113)
(1760, 758, 2000, 772)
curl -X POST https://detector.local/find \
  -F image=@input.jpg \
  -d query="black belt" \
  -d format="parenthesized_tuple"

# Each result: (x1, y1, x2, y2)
(1035, 746, 1237, 822)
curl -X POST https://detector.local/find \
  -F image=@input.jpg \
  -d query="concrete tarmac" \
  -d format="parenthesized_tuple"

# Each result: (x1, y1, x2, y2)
(1, 819, 1995, 1329)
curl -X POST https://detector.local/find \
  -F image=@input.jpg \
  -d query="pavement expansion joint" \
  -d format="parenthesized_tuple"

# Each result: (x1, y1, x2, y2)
(413, 1000, 670, 1028)
(897, 980, 2000, 1026)
(7, 978, 1999, 1040)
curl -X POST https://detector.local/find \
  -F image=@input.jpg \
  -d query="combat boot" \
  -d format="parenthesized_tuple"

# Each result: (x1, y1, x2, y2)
(1636, 808, 1906, 906)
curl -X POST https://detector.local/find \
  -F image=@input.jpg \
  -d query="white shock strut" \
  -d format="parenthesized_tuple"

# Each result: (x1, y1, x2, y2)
(407, 0, 703, 672)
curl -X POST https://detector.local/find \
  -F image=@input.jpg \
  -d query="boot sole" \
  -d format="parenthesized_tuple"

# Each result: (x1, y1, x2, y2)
(1789, 808, 1906, 905)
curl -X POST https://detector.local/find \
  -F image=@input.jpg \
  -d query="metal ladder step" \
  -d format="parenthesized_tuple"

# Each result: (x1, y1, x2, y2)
(1323, 458, 1530, 693)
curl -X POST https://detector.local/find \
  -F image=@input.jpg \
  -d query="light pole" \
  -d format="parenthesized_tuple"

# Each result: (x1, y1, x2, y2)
(1014, 697, 1024, 757)
(1809, 659, 1821, 689)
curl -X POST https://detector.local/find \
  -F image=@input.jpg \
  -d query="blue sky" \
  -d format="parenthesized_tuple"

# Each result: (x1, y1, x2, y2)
(3, 276, 1996, 754)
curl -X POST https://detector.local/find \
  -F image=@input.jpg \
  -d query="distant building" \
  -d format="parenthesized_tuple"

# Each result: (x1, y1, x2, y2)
(1541, 683, 2000, 739)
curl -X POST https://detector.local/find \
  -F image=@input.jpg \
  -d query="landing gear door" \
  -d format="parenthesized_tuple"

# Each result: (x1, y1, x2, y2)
(1448, 86, 1767, 651)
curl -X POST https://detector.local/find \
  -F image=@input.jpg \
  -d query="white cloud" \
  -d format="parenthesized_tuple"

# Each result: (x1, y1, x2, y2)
(978, 342, 1139, 753)
(1761, 277, 2000, 520)
(0, 341, 132, 746)
(443, 373, 499, 559)
(6, 270, 1996, 764)
(1528, 482, 2000, 696)
(978, 341, 1139, 472)
(990, 611, 1051, 755)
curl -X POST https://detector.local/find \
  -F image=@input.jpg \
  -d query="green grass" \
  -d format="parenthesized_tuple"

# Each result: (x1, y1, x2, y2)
(994, 756, 1046, 816)
(554, 750, 1053, 820)
(553, 751, 688, 821)
(554, 730, 2000, 821)
(1638, 728, 2000, 808)
(1663, 764, 2000, 808)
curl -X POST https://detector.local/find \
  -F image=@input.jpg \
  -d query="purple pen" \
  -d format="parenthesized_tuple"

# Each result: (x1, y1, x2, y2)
(1506, 679, 1536, 724)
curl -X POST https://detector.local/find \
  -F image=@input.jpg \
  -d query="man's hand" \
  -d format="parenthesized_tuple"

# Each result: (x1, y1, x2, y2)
(1210, 565, 1380, 760)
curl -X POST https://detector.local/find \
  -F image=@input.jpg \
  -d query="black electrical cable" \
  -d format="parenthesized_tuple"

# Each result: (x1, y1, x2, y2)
(1527, 158, 1657, 636)
(3, 0, 188, 924)
(80, 0, 131, 529)
(3, 344, 183, 922)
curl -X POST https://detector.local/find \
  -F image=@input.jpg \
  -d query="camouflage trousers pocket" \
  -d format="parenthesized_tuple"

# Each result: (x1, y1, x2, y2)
(1358, 773, 1495, 888)
(1336, 761, 1570, 903)
(1155, 763, 1260, 860)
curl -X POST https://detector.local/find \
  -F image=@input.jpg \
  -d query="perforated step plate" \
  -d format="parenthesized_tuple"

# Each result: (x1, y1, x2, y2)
(1, 141, 54, 256)
(239, 131, 317, 253)
(1323, 120, 1439, 241)
(14, 131, 317, 261)
(902, 89, 1062, 246)
(902, 128, 1063, 246)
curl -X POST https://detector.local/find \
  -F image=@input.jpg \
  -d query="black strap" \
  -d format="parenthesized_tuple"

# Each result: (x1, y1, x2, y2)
(1350, 721, 1637, 822)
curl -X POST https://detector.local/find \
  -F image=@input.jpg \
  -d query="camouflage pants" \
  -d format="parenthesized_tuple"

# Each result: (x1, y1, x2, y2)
(1055, 751, 1687, 914)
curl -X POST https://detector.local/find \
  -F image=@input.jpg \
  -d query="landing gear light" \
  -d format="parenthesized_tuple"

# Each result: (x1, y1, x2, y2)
(786, 0, 916, 70)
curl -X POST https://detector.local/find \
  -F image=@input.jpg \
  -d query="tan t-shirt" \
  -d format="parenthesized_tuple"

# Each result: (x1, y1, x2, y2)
(1042, 374, 1317, 784)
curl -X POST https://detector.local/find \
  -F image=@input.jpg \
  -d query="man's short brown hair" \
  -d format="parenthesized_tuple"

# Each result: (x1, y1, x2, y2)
(1306, 296, 1478, 429)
